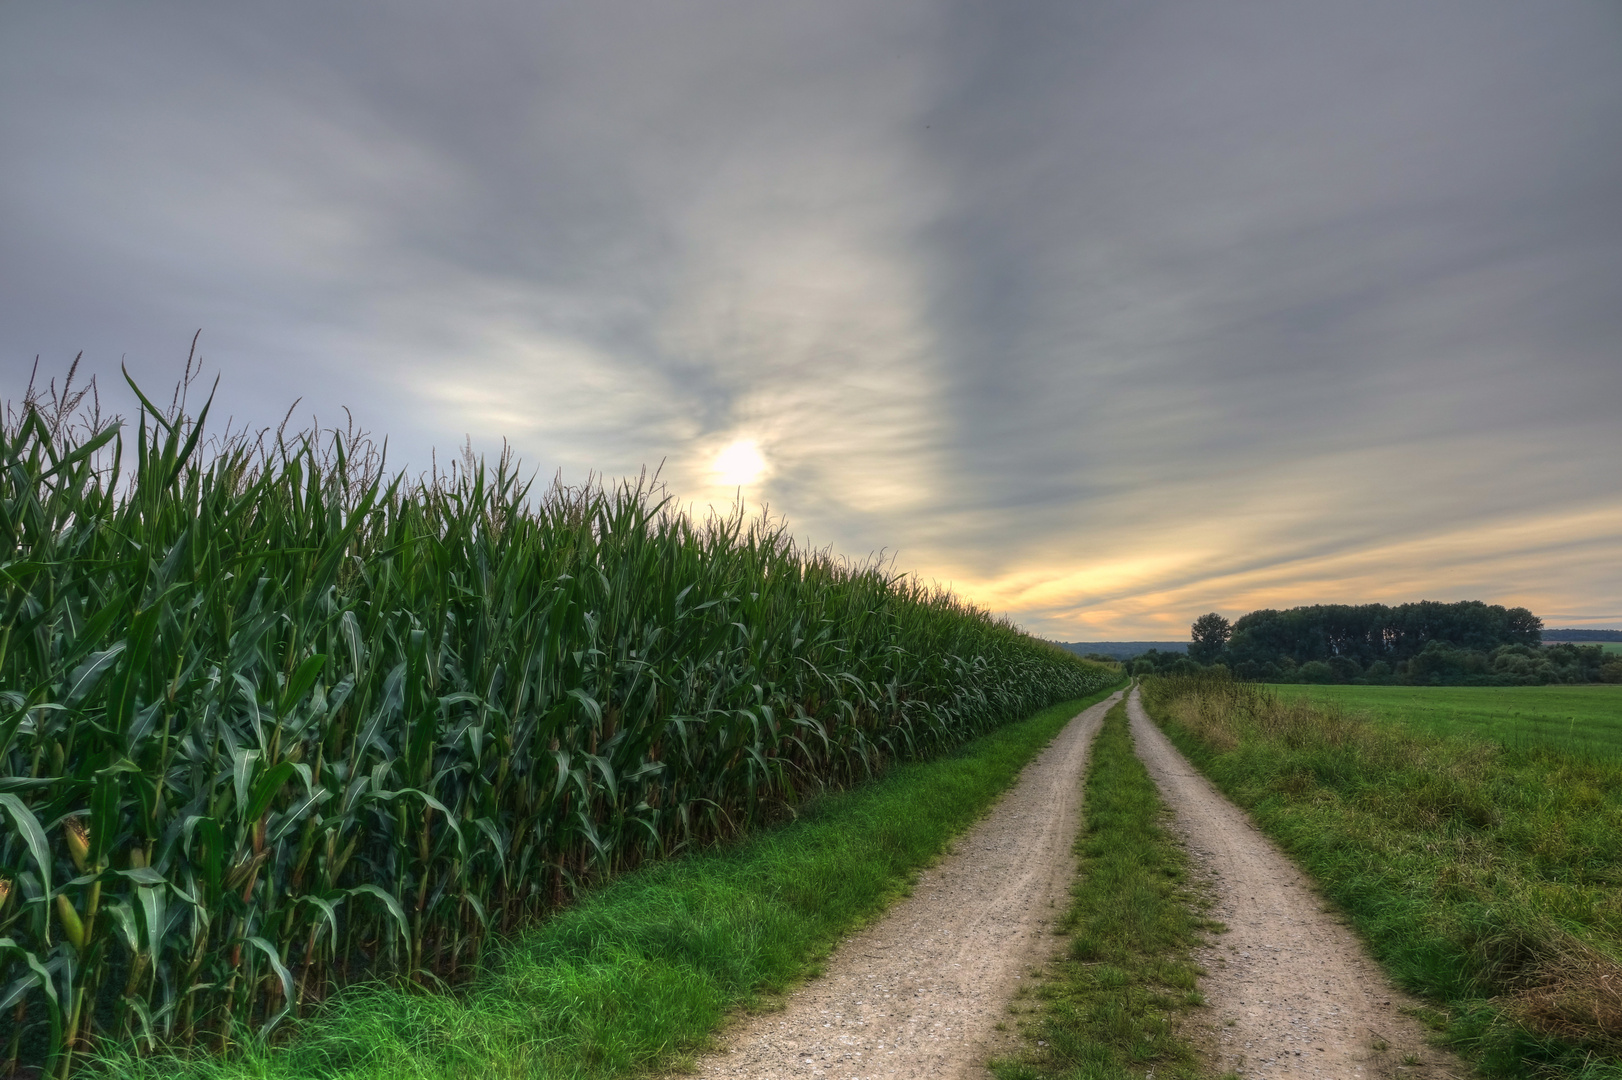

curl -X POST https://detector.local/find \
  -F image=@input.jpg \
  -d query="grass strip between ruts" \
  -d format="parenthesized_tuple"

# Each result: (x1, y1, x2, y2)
(97, 682, 1126, 1080)
(991, 695, 1214, 1080)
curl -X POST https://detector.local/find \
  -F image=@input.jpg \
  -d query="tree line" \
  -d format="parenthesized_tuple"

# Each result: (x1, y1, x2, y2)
(1128, 601, 1622, 685)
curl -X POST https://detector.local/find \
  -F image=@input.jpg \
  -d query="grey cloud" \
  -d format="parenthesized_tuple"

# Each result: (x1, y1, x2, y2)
(2, 0, 1619, 634)
(907, 0, 1622, 580)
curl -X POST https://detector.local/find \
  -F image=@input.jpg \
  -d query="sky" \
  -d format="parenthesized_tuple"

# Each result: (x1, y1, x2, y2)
(4, 1, 1620, 640)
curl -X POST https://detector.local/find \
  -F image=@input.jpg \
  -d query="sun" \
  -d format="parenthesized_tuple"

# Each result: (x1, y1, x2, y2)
(713, 439, 767, 487)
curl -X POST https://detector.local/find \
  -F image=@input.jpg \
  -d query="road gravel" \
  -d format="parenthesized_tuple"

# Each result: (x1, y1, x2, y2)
(667, 685, 1464, 1080)
(1128, 687, 1460, 1079)
(671, 691, 1123, 1080)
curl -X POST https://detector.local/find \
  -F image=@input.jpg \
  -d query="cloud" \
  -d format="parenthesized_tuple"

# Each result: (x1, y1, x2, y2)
(3, 0, 1619, 636)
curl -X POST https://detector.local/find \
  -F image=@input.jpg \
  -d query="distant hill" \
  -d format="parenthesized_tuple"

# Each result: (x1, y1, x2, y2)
(1058, 640, 1187, 661)
(1544, 628, 1622, 642)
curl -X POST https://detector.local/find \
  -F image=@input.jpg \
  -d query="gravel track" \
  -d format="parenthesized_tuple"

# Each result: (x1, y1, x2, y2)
(667, 686, 1461, 1080)
(1127, 687, 1460, 1079)
(671, 691, 1123, 1080)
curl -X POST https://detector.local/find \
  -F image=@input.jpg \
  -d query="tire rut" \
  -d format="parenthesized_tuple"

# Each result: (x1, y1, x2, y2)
(1127, 687, 1461, 1079)
(669, 691, 1124, 1080)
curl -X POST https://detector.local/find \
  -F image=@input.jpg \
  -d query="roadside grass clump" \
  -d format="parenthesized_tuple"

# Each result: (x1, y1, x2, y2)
(1141, 673, 1622, 1079)
(991, 696, 1211, 1080)
(0, 366, 1118, 1076)
(92, 688, 1125, 1080)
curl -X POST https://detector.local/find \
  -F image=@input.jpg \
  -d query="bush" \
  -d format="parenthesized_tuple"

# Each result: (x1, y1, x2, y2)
(1326, 655, 1363, 682)
(1297, 660, 1334, 683)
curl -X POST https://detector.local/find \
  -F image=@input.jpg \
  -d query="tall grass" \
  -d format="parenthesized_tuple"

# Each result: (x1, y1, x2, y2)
(0, 367, 1116, 1076)
(1142, 674, 1622, 1079)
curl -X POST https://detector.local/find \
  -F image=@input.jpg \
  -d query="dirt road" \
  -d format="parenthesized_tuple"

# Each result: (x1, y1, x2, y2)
(674, 691, 1123, 1080)
(1127, 688, 1457, 1079)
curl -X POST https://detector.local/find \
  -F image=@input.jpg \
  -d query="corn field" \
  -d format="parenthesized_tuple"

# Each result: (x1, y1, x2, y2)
(0, 372, 1114, 1076)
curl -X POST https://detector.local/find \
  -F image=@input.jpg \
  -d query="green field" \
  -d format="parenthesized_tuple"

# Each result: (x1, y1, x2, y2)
(1548, 640, 1622, 654)
(1274, 682, 1622, 757)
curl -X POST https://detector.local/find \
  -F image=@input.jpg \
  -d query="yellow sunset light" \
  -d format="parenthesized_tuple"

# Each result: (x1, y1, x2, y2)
(713, 439, 767, 487)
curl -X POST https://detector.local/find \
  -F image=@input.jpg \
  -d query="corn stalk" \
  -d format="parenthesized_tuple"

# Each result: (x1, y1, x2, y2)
(0, 370, 1115, 1074)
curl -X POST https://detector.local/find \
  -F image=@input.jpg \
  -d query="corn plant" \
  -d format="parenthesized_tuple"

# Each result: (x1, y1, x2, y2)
(0, 368, 1114, 1076)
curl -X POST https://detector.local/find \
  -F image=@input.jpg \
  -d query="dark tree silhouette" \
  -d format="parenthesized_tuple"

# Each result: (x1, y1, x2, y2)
(1189, 612, 1231, 664)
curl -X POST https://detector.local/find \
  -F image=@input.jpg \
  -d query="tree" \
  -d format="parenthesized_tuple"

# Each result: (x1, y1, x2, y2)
(1503, 606, 1543, 646)
(1189, 612, 1231, 664)
(1227, 600, 1544, 668)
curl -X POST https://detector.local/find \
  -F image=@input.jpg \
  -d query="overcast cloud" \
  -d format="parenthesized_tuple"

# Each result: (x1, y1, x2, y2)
(4, 0, 1619, 638)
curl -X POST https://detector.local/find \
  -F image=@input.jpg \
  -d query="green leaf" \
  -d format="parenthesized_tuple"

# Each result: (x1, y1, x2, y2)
(299, 894, 342, 949)
(137, 873, 168, 955)
(247, 761, 298, 823)
(108, 603, 165, 732)
(278, 654, 328, 717)
(347, 884, 410, 945)
(104, 899, 141, 954)
(0, 794, 52, 900)
(232, 749, 260, 813)
(0, 937, 62, 1069)
(246, 935, 296, 1030)
(116, 866, 169, 886)
(64, 643, 125, 706)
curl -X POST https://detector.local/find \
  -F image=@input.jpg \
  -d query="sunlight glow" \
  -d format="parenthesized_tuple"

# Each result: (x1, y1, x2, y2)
(712, 439, 767, 487)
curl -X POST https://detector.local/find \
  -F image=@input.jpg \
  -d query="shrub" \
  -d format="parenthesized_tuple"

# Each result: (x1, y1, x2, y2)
(1296, 660, 1334, 683)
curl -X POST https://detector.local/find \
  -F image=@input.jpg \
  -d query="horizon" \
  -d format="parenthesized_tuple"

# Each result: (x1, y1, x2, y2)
(1055, 625, 1622, 644)
(5, 2, 1619, 638)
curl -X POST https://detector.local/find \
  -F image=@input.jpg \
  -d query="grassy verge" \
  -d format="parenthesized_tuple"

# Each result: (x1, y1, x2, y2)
(1142, 675, 1622, 1079)
(991, 696, 1212, 1080)
(1273, 683, 1622, 759)
(95, 683, 1125, 1080)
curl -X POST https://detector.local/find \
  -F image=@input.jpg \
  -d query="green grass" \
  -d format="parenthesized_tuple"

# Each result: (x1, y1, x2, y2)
(990, 697, 1210, 1080)
(92, 684, 1125, 1080)
(1273, 683, 1622, 758)
(1143, 675, 1622, 1079)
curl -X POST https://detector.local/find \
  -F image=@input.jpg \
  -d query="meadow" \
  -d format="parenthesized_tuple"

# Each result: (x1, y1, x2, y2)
(1273, 683, 1622, 758)
(1142, 674, 1622, 1079)
(0, 376, 1116, 1077)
